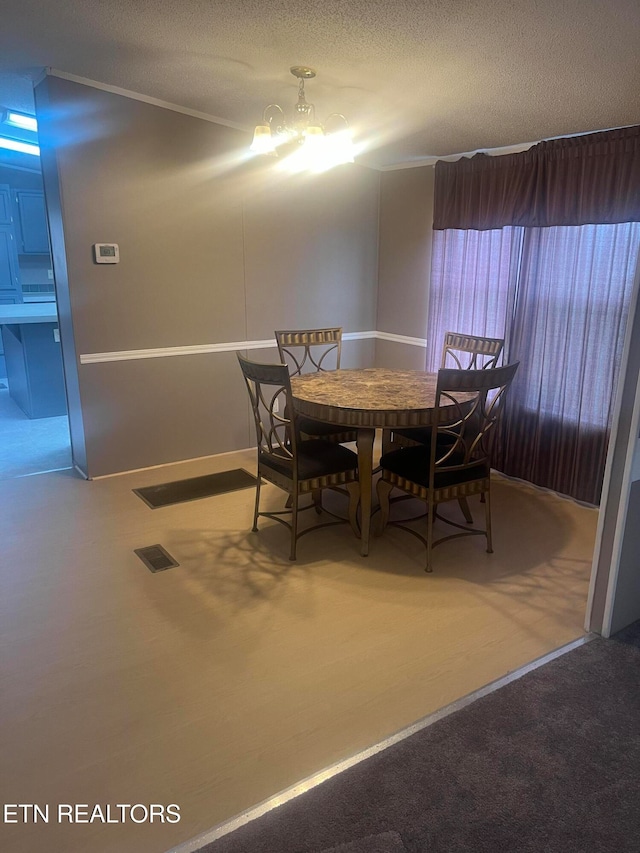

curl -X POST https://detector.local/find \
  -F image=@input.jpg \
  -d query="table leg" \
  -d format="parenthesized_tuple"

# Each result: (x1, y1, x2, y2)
(356, 427, 375, 556)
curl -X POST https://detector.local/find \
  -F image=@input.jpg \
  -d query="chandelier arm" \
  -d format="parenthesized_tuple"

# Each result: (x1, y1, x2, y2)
(259, 104, 289, 139)
(324, 113, 350, 130)
(263, 104, 285, 122)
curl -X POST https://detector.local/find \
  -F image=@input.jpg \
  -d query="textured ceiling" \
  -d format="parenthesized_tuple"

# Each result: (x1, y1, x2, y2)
(0, 0, 638, 168)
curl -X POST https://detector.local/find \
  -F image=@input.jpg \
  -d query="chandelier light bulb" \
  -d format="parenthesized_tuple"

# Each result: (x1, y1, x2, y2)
(250, 124, 276, 155)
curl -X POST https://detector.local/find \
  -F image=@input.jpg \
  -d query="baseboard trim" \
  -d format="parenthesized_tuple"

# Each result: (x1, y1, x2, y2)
(89, 446, 255, 480)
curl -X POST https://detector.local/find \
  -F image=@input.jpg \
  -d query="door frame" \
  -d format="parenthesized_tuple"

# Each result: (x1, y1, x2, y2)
(586, 252, 640, 636)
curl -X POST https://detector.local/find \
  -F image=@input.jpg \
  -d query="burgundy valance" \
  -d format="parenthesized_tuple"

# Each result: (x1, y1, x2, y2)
(433, 125, 640, 230)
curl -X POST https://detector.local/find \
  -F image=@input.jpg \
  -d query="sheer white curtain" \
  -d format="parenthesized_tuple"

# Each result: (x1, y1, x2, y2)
(427, 222, 640, 503)
(426, 227, 523, 370)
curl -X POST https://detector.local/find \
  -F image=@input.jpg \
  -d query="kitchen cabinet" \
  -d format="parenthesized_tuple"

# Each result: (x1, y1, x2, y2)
(0, 184, 13, 225)
(0, 224, 22, 304)
(0, 305, 66, 418)
(14, 189, 50, 254)
(0, 186, 23, 376)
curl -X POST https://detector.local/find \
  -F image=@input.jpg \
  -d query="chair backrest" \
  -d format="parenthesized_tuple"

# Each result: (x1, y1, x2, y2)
(237, 353, 298, 462)
(441, 331, 505, 370)
(431, 362, 519, 473)
(275, 328, 343, 376)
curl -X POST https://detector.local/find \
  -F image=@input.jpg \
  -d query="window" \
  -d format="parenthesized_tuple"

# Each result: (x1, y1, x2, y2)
(427, 221, 640, 502)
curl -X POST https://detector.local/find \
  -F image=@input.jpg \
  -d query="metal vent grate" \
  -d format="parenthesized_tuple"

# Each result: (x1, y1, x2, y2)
(134, 544, 179, 573)
(133, 468, 257, 509)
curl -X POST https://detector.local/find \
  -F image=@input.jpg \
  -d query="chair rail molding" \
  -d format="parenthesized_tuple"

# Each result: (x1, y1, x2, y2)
(78, 331, 426, 364)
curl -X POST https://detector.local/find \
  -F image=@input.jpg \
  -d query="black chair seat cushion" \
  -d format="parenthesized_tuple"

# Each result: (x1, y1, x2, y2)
(394, 427, 431, 444)
(380, 445, 489, 489)
(262, 440, 358, 480)
(394, 429, 458, 449)
(298, 415, 352, 437)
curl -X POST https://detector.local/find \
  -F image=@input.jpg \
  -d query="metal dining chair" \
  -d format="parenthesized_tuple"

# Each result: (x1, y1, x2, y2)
(383, 331, 506, 454)
(383, 331, 507, 523)
(237, 353, 360, 560)
(377, 362, 519, 572)
(441, 331, 505, 370)
(275, 327, 358, 445)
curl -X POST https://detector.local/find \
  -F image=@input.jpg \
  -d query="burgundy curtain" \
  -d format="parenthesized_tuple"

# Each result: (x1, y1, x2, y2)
(495, 223, 640, 503)
(434, 125, 640, 231)
(429, 126, 640, 504)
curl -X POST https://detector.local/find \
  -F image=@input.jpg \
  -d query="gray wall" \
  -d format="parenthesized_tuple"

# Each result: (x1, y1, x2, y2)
(588, 254, 640, 636)
(35, 75, 380, 477)
(610, 480, 640, 632)
(376, 165, 434, 369)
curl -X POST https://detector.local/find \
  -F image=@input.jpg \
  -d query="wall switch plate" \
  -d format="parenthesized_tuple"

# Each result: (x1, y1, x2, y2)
(53, 327, 60, 342)
(93, 243, 120, 264)
(47, 269, 53, 280)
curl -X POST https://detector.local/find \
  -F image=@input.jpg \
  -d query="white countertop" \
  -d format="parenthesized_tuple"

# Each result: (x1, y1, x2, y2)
(0, 303, 59, 324)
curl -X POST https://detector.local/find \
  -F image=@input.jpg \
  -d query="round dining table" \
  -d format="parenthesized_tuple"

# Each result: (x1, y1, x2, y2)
(291, 367, 455, 556)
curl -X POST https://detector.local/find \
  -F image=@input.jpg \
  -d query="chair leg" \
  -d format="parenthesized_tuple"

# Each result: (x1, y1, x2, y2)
(426, 502, 435, 573)
(381, 429, 395, 456)
(290, 491, 299, 561)
(484, 488, 493, 553)
(458, 497, 473, 524)
(345, 482, 360, 538)
(376, 479, 393, 533)
(284, 495, 293, 509)
(252, 478, 262, 532)
(312, 488, 322, 514)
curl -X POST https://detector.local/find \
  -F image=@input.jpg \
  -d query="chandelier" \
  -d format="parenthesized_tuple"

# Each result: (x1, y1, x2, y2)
(250, 66, 354, 168)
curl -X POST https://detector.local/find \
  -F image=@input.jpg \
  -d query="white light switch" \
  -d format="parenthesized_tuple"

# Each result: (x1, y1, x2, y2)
(47, 269, 53, 280)
(53, 327, 60, 342)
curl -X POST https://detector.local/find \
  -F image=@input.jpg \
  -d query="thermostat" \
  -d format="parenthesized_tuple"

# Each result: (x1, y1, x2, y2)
(93, 243, 120, 264)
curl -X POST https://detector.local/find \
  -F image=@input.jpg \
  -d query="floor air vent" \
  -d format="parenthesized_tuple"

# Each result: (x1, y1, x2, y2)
(133, 468, 257, 509)
(134, 545, 179, 573)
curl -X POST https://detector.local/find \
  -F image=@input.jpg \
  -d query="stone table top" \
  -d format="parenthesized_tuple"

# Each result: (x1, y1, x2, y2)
(291, 368, 466, 429)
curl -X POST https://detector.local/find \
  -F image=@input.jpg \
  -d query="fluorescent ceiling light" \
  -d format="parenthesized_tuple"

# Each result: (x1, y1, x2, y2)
(0, 137, 40, 156)
(3, 110, 38, 132)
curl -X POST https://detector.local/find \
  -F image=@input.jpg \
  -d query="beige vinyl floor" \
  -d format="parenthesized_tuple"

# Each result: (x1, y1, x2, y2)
(0, 448, 597, 853)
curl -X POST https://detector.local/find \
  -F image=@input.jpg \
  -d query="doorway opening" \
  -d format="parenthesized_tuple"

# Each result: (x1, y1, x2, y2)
(0, 74, 72, 480)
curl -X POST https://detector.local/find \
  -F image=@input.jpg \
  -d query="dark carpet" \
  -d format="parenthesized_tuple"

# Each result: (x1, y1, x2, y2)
(133, 468, 257, 508)
(199, 622, 640, 853)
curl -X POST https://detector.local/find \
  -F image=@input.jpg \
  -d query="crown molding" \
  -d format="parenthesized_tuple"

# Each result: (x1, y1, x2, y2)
(33, 70, 630, 174)
(43, 68, 249, 133)
(378, 140, 538, 171)
(34, 69, 540, 172)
